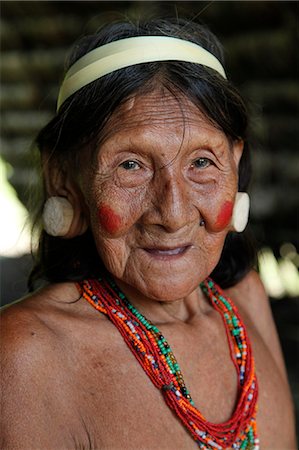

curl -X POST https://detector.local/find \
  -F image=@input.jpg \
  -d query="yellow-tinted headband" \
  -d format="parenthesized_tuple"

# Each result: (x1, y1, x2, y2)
(57, 36, 227, 111)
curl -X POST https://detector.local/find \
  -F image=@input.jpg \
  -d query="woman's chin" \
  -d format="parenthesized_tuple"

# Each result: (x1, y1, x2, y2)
(121, 272, 203, 303)
(104, 246, 216, 302)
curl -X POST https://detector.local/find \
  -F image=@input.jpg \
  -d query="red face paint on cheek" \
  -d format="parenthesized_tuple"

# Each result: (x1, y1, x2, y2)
(98, 204, 122, 234)
(216, 201, 234, 229)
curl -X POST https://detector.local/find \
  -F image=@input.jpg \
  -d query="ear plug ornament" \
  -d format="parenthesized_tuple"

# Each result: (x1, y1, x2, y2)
(43, 196, 74, 236)
(231, 192, 250, 232)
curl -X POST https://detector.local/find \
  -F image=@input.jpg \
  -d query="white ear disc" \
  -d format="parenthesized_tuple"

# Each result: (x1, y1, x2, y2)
(43, 196, 74, 237)
(231, 192, 250, 233)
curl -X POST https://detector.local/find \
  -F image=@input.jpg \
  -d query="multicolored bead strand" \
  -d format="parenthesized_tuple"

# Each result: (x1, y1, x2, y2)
(78, 276, 259, 449)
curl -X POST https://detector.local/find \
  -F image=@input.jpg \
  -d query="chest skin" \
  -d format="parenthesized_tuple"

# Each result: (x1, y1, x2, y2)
(56, 303, 293, 450)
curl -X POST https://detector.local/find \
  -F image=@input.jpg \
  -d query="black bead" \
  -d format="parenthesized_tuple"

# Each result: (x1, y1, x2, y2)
(162, 382, 174, 391)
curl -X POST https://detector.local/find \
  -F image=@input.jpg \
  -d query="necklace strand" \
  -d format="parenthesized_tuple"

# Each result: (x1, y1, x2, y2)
(78, 276, 259, 449)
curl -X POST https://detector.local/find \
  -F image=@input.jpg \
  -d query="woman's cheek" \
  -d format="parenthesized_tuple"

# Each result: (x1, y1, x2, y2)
(98, 204, 123, 235)
(209, 200, 234, 232)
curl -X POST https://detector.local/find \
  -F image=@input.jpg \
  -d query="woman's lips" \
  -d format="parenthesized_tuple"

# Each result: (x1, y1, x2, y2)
(143, 245, 191, 258)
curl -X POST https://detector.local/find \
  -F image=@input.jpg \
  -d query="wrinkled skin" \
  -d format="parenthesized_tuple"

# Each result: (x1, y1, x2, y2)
(80, 88, 242, 317)
(1, 88, 296, 450)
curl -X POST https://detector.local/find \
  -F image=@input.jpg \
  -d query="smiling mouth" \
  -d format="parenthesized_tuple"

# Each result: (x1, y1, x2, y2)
(143, 245, 191, 257)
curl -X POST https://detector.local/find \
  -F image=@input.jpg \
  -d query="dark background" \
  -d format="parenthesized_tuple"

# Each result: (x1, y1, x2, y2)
(1, 0, 298, 437)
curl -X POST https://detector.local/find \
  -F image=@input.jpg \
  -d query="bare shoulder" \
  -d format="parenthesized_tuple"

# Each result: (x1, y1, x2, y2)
(1, 285, 64, 364)
(225, 269, 288, 381)
(225, 269, 269, 323)
(0, 283, 100, 449)
(0, 281, 108, 377)
(1, 282, 82, 356)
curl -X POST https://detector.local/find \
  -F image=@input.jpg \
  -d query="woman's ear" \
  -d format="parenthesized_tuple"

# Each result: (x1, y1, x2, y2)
(232, 139, 244, 168)
(42, 152, 88, 239)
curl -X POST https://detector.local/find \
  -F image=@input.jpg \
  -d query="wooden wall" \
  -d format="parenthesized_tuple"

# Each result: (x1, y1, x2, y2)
(1, 1, 298, 254)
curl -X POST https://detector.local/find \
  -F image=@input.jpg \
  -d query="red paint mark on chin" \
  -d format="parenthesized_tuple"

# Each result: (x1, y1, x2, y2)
(216, 201, 234, 229)
(98, 204, 122, 234)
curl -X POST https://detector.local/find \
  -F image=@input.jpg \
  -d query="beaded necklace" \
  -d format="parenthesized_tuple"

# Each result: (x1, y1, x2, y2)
(78, 276, 259, 449)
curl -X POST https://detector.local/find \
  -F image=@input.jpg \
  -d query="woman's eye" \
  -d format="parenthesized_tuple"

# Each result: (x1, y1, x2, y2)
(119, 160, 140, 170)
(191, 158, 211, 169)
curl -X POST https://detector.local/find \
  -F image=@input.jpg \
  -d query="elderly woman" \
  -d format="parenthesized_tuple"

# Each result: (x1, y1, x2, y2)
(1, 18, 296, 450)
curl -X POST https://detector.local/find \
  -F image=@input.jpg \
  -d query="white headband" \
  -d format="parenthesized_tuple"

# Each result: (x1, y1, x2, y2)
(57, 36, 227, 111)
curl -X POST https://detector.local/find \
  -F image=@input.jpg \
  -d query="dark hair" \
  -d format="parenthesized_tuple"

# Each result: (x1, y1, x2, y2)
(29, 17, 256, 291)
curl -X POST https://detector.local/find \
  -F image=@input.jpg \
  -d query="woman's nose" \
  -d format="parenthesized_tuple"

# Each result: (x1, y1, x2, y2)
(144, 169, 196, 232)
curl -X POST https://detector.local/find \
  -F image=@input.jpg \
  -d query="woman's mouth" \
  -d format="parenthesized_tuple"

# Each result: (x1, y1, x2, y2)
(143, 245, 192, 259)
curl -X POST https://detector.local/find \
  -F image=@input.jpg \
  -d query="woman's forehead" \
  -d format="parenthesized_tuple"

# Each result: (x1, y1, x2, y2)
(100, 89, 222, 141)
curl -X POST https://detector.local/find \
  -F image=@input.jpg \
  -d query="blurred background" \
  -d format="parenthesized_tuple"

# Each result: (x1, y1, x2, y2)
(1, 0, 298, 435)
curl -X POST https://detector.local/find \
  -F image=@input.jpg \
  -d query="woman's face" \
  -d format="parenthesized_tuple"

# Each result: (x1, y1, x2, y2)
(80, 89, 243, 301)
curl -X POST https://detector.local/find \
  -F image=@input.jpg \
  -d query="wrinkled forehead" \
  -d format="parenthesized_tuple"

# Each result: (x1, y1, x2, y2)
(98, 87, 223, 146)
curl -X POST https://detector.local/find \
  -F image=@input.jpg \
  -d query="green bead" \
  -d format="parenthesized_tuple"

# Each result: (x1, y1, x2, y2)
(232, 317, 239, 326)
(166, 357, 173, 365)
(240, 438, 248, 449)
